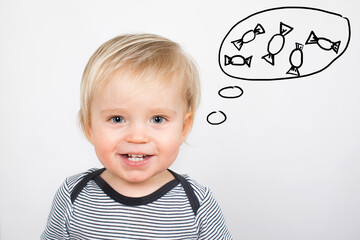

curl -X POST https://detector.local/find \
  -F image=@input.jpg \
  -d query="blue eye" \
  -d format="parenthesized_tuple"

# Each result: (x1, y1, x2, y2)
(151, 116, 165, 124)
(111, 116, 124, 123)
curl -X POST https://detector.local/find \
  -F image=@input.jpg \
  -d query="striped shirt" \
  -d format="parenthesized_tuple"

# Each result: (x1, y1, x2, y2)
(41, 169, 233, 239)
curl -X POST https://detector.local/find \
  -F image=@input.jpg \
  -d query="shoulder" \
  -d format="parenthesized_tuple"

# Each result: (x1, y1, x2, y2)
(179, 173, 223, 215)
(59, 168, 100, 194)
(180, 174, 212, 204)
(180, 174, 233, 239)
(41, 169, 101, 239)
(50, 168, 102, 209)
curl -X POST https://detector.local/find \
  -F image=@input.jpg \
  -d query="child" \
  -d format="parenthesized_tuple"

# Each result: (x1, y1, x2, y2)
(41, 33, 233, 239)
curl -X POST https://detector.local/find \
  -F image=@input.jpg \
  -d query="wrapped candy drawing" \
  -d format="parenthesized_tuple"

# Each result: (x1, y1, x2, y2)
(305, 31, 341, 53)
(262, 22, 293, 66)
(287, 43, 304, 76)
(231, 24, 265, 51)
(224, 55, 252, 67)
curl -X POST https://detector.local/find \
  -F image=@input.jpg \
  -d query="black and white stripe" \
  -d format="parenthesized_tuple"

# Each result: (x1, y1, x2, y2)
(41, 169, 233, 239)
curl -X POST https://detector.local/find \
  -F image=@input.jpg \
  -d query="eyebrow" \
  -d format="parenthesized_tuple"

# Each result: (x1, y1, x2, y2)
(100, 108, 126, 114)
(100, 107, 177, 116)
(151, 107, 178, 116)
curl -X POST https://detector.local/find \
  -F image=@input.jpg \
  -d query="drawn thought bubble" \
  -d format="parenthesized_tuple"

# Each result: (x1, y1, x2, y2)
(218, 7, 351, 80)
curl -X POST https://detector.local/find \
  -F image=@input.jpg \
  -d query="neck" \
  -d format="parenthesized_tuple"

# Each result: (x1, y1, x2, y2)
(100, 169, 175, 197)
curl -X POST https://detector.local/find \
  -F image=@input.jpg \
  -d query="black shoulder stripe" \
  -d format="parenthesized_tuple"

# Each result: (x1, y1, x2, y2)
(169, 170, 200, 215)
(71, 168, 106, 203)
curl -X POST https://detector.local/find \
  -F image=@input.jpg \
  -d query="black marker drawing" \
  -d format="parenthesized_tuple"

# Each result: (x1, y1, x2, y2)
(305, 31, 341, 53)
(262, 22, 293, 66)
(218, 6, 351, 81)
(224, 55, 252, 67)
(208, 6, 351, 125)
(287, 43, 304, 76)
(218, 86, 244, 99)
(207, 111, 227, 125)
(231, 24, 265, 51)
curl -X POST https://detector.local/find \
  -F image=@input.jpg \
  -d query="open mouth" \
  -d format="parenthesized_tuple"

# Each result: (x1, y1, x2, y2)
(122, 154, 151, 162)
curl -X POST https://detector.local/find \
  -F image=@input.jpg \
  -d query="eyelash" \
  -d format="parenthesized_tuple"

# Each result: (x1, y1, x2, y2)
(151, 116, 167, 124)
(110, 116, 125, 123)
(108, 115, 168, 124)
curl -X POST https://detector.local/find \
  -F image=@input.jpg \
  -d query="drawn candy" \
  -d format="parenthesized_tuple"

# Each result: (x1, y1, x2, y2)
(224, 55, 252, 67)
(231, 24, 265, 51)
(287, 43, 304, 76)
(262, 22, 293, 66)
(305, 31, 341, 53)
(218, 7, 351, 81)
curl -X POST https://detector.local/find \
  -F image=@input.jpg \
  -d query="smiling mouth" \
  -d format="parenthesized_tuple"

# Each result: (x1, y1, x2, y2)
(122, 154, 151, 162)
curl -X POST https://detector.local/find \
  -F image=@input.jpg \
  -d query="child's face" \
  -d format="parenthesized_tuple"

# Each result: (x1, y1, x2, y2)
(88, 69, 192, 186)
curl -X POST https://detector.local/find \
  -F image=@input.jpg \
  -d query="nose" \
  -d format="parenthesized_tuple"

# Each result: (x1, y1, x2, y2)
(124, 123, 150, 144)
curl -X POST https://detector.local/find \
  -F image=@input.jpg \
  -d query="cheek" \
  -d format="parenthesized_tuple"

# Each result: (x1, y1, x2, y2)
(158, 138, 182, 165)
(157, 128, 184, 153)
(93, 137, 112, 160)
(91, 127, 119, 158)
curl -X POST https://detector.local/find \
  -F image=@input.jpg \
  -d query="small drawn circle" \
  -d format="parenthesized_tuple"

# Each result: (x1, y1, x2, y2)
(218, 86, 244, 99)
(207, 111, 227, 125)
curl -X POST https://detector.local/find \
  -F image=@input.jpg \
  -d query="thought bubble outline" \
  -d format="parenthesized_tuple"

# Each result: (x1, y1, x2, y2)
(207, 111, 227, 125)
(218, 6, 351, 81)
(218, 86, 244, 99)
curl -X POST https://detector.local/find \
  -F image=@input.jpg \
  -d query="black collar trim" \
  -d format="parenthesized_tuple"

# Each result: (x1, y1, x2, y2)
(93, 172, 180, 206)
(71, 168, 200, 215)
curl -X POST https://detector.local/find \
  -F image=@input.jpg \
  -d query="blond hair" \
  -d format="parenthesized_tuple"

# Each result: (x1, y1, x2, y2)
(79, 33, 201, 141)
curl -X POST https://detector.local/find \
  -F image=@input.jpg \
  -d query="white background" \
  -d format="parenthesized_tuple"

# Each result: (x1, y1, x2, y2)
(1, 0, 359, 239)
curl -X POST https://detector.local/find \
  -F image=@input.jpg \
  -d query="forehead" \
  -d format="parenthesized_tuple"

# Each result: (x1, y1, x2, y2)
(108, 66, 183, 92)
(90, 70, 188, 118)
(94, 67, 186, 103)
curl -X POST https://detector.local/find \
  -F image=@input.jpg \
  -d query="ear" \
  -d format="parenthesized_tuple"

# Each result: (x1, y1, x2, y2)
(181, 111, 193, 142)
